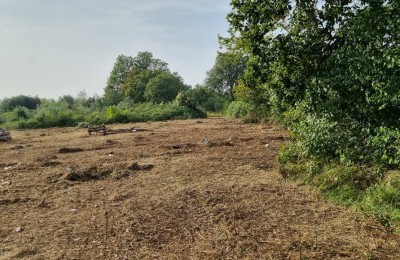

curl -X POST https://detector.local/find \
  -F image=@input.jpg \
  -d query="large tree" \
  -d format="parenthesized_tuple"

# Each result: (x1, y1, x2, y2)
(103, 52, 172, 105)
(226, 0, 400, 120)
(204, 51, 247, 101)
(225, 0, 400, 164)
(106, 55, 135, 91)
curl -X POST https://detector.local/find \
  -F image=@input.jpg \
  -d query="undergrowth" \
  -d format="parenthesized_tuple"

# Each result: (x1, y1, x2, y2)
(278, 142, 400, 233)
(0, 102, 206, 129)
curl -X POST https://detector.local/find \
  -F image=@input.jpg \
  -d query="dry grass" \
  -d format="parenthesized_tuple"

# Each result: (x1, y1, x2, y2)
(0, 118, 399, 259)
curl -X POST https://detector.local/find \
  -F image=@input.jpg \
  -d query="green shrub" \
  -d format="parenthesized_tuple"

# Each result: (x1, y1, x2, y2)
(91, 102, 206, 125)
(106, 106, 129, 123)
(225, 101, 251, 118)
(367, 127, 400, 167)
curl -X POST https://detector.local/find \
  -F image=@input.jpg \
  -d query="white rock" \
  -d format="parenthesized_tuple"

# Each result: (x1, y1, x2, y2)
(15, 227, 23, 232)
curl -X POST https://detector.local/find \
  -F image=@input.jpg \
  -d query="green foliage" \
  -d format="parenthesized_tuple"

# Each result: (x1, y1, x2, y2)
(17, 101, 84, 128)
(104, 52, 186, 106)
(102, 86, 124, 106)
(225, 100, 270, 123)
(133, 51, 169, 71)
(175, 92, 196, 109)
(278, 143, 400, 232)
(225, 101, 251, 118)
(121, 69, 157, 103)
(225, 0, 400, 167)
(278, 147, 400, 233)
(144, 72, 187, 103)
(58, 95, 75, 106)
(106, 106, 129, 123)
(0, 106, 32, 125)
(94, 102, 206, 124)
(181, 86, 225, 112)
(205, 52, 247, 100)
(0, 95, 41, 112)
(367, 127, 400, 167)
(106, 54, 135, 91)
(0, 100, 206, 129)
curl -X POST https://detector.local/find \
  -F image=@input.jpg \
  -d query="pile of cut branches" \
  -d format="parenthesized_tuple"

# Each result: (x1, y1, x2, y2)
(0, 129, 11, 142)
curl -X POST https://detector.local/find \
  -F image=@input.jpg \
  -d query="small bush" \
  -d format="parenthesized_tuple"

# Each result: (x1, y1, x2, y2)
(225, 101, 251, 118)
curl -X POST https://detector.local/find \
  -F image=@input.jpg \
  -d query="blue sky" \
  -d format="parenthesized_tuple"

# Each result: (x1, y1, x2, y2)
(0, 0, 231, 99)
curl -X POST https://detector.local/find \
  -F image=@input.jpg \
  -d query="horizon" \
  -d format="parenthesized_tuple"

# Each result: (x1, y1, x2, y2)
(0, 0, 230, 99)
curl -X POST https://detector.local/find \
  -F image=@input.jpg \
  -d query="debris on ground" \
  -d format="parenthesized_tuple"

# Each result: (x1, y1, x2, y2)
(87, 124, 107, 135)
(15, 227, 23, 232)
(0, 128, 12, 142)
(127, 162, 154, 171)
(58, 147, 84, 153)
(64, 166, 113, 182)
(87, 125, 152, 136)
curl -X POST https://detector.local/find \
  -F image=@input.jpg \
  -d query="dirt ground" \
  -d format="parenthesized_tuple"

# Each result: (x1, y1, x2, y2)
(0, 118, 399, 259)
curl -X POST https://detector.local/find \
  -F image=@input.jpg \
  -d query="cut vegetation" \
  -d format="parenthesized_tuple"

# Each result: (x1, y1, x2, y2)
(0, 119, 399, 259)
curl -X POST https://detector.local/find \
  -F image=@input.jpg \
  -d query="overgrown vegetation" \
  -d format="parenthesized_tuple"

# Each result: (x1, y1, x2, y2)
(0, 96, 206, 129)
(224, 0, 400, 231)
(0, 52, 215, 129)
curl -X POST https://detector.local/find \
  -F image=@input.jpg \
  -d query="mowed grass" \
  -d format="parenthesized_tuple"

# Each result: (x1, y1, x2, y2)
(0, 119, 399, 259)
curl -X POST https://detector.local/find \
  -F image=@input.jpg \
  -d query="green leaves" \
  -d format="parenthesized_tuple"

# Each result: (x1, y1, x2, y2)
(225, 0, 400, 166)
(104, 52, 186, 106)
(144, 72, 187, 104)
(204, 52, 247, 100)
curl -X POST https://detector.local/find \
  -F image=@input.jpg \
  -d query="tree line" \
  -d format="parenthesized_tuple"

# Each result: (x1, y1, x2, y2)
(0, 50, 247, 128)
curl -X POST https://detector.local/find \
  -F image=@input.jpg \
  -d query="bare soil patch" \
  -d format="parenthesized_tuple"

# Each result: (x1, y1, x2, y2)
(0, 118, 399, 259)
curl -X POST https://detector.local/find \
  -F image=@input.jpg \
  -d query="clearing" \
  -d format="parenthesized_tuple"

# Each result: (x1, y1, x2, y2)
(0, 118, 399, 259)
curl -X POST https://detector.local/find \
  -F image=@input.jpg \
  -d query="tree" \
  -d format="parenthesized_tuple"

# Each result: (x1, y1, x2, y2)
(120, 69, 161, 103)
(106, 55, 135, 91)
(58, 95, 75, 106)
(0, 95, 41, 111)
(225, 0, 400, 164)
(185, 85, 224, 112)
(133, 51, 169, 72)
(102, 87, 124, 107)
(103, 52, 171, 105)
(226, 0, 400, 118)
(144, 72, 188, 103)
(103, 55, 135, 105)
(204, 51, 247, 101)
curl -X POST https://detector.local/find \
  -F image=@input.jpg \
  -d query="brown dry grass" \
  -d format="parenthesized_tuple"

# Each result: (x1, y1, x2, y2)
(0, 118, 399, 259)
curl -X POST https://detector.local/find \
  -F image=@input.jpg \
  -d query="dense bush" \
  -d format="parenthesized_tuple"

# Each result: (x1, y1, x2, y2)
(225, 101, 251, 118)
(88, 102, 206, 125)
(183, 86, 225, 112)
(0, 101, 207, 129)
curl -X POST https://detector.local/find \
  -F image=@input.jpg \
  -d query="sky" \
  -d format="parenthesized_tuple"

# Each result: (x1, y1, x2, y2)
(0, 0, 231, 99)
